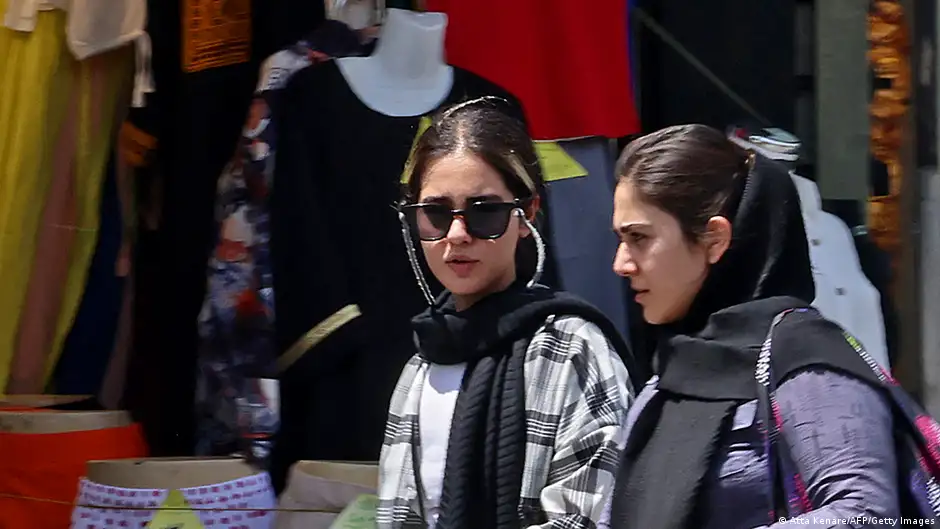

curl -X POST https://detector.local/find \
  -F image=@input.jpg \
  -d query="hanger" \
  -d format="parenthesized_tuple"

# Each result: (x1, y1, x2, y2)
(325, 0, 386, 26)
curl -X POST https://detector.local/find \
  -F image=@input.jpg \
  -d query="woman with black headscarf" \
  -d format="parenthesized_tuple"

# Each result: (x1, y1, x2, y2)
(605, 125, 899, 528)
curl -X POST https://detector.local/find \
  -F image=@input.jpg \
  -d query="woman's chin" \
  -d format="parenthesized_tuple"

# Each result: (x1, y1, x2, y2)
(442, 276, 486, 297)
(641, 306, 667, 325)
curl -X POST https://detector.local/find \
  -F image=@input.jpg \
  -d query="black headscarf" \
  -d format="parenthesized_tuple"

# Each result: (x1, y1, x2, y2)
(610, 154, 880, 529)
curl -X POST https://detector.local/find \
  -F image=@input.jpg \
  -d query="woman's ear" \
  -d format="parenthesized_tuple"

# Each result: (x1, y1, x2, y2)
(526, 196, 541, 221)
(519, 196, 540, 239)
(703, 216, 732, 264)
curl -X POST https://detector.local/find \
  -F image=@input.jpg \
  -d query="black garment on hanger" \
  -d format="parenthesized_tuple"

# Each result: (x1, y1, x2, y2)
(268, 61, 559, 491)
(125, 0, 326, 456)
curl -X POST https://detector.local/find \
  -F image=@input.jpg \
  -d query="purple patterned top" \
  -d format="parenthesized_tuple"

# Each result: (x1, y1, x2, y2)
(601, 369, 899, 528)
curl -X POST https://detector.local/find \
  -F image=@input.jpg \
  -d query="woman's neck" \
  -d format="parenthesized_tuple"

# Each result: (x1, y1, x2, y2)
(454, 272, 519, 311)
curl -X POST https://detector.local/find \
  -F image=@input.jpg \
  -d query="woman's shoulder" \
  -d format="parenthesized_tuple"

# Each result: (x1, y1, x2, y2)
(768, 307, 884, 387)
(525, 315, 636, 403)
(532, 314, 616, 353)
(528, 315, 631, 376)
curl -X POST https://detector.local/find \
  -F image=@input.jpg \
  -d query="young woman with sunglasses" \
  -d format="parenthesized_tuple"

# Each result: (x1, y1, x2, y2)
(376, 98, 642, 529)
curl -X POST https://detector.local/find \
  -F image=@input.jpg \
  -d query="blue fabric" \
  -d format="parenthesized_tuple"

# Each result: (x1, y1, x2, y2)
(546, 138, 630, 340)
(54, 150, 126, 395)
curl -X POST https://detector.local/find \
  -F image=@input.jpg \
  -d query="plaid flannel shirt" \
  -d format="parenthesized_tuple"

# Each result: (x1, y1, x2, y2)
(377, 315, 635, 529)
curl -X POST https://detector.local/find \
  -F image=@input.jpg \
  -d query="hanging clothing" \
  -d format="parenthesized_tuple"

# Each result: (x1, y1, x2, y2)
(268, 60, 560, 491)
(423, 0, 640, 140)
(195, 20, 374, 458)
(3, 0, 146, 59)
(7, 45, 133, 394)
(53, 149, 127, 395)
(123, 0, 329, 457)
(0, 2, 71, 394)
(0, 1, 133, 394)
(790, 172, 891, 370)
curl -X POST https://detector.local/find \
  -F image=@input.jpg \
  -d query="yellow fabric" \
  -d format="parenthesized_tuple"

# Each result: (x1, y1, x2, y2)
(0, 2, 71, 391)
(0, 0, 132, 390)
(43, 47, 132, 385)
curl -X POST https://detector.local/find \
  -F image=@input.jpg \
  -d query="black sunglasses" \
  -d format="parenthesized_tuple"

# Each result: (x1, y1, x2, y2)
(400, 199, 527, 241)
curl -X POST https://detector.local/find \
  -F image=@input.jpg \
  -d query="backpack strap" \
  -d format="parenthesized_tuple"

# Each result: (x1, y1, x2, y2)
(755, 308, 815, 522)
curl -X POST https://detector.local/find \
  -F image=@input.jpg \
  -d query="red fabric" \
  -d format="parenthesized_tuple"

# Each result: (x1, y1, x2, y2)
(425, 0, 641, 140)
(0, 422, 149, 529)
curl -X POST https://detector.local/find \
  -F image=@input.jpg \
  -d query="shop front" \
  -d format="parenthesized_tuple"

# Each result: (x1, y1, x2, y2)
(0, 0, 928, 526)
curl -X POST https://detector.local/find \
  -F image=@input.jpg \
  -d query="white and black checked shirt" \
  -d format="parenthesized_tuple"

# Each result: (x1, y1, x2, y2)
(377, 315, 635, 529)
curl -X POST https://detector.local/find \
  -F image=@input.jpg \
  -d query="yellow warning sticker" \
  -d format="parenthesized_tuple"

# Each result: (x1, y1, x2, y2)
(146, 489, 205, 529)
(535, 142, 588, 182)
(400, 116, 433, 185)
(399, 122, 588, 185)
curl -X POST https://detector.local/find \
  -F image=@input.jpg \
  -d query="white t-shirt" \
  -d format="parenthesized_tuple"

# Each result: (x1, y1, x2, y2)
(418, 362, 467, 529)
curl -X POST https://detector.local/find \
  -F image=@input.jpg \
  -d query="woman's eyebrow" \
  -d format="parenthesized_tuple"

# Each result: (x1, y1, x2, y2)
(466, 194, 503, 203)
(616, 222, 651, 235)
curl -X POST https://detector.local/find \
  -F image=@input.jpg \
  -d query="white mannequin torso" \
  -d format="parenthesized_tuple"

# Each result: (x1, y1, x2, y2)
(790, 173, 890, 369)
(337, 8, 454, 117)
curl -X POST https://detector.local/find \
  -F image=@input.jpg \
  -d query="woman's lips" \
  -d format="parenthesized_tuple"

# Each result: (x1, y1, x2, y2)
(447, 259, 479, 278)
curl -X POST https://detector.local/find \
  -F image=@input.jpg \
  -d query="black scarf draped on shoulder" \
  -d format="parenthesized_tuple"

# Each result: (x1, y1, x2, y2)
(411, 282, 642, 529)
(609, 155, 883, 529)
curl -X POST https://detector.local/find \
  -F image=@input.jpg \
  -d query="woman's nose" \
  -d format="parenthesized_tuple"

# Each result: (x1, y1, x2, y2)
(446, 215, 472, 243)
(613, 243, 638, 277)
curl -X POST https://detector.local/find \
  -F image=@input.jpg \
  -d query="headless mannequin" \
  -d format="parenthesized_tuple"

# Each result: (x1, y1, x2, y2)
(337, 8, 454, 117)
(789, 172, 890, 369)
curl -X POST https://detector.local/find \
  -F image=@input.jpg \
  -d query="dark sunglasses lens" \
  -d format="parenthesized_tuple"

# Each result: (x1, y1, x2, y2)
(465, 203, 514, 239)
(412, 205, 453, 240)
